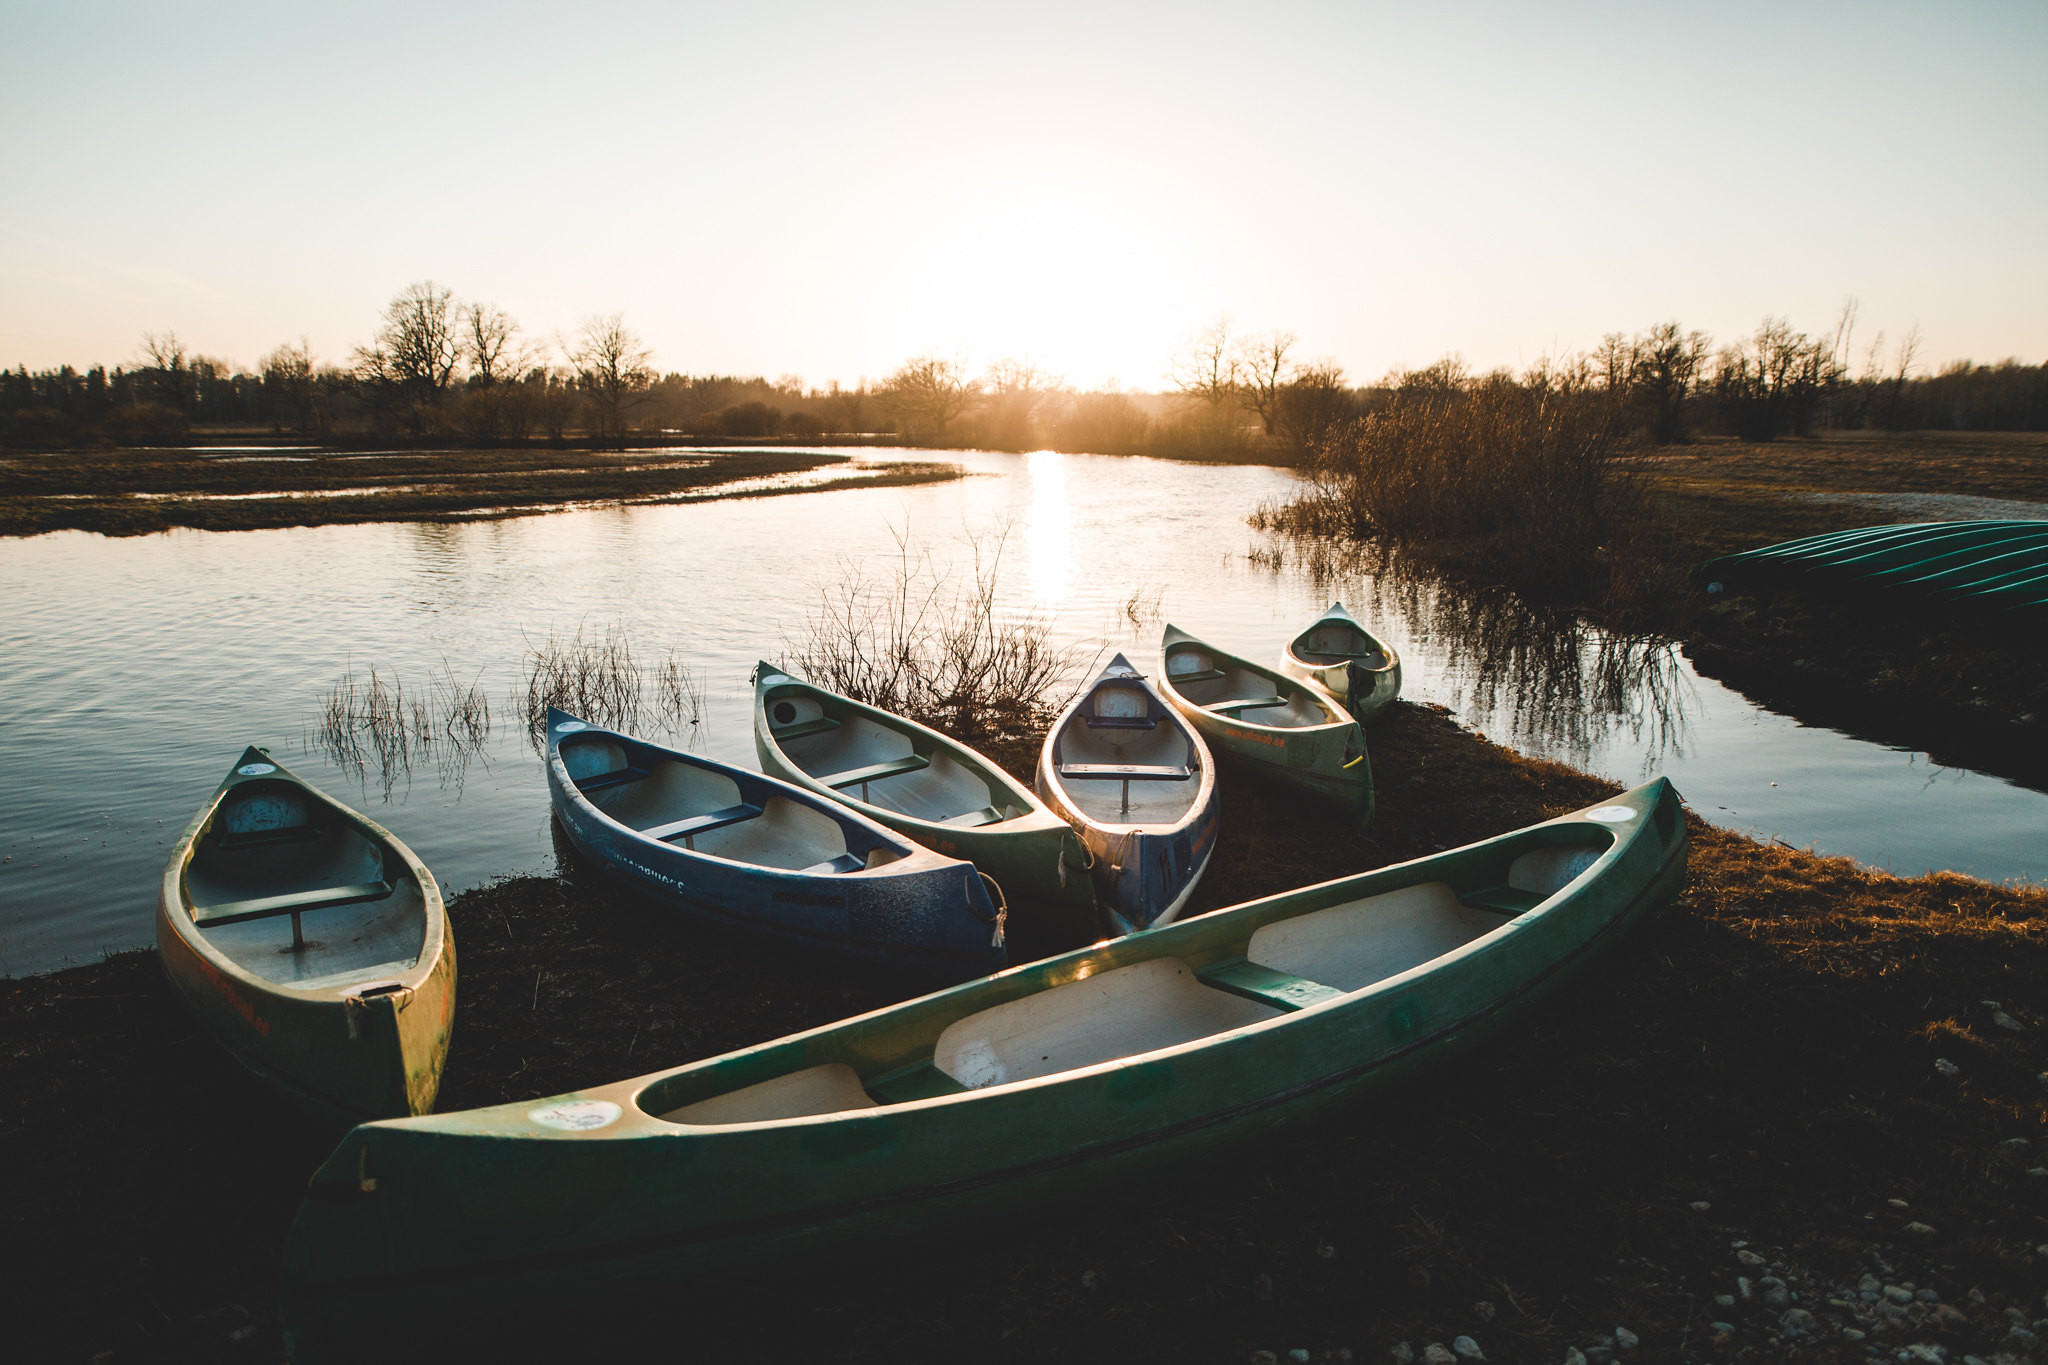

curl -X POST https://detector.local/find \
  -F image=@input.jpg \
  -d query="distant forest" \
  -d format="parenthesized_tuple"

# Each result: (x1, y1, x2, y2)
(3, 285, 2043, 460)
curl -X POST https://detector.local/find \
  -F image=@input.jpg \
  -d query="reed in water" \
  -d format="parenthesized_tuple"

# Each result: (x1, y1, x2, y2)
(519, 624, 703, 747)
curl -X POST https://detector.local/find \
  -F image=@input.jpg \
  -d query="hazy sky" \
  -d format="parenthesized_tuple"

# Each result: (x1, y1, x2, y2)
(3, 1, 2043, 389)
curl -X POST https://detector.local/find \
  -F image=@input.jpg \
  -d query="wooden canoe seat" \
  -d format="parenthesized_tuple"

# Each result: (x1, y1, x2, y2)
(191, 880, 396, 929)
(864, 1061, 970, 1105)
(576, 766, 650, 794)
(939, 806, 1005, 828)
(770, 716, 841, 741)
(822, 755, 930, 789)
(641, 802, 764, 844)
(1057, 763, 1192, 781)
(1459, 884, 1545, 916)
(1209, 696, 1288, 715)
(1196, 957, 1346, 1012)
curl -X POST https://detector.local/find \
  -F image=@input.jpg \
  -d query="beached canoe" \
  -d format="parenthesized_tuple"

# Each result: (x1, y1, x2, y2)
(1281, 601, 1402, 720)
(1696, 519, 2048, 620)
(545, 708, 1005, 978)
(278, 779, 1688, 1357)
(752, 663, 1099, 940)
(1035, 653, 1219, 936)
(156, 747, 454, 1124)
(1158, 624, 1372, 817)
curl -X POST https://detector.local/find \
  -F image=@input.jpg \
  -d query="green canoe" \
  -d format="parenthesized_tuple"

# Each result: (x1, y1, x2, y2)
(279, 779, 1686, 1356)
(751, 662, 1099, 941)
(1696, 519, 2048, 619)
(1280, 600, 1403, 721)
(1158, 623, 1372, 816)
(157, 748, 455, 1124)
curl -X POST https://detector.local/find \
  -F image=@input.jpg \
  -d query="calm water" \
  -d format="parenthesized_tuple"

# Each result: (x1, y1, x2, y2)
(3, 448, 2042, 976)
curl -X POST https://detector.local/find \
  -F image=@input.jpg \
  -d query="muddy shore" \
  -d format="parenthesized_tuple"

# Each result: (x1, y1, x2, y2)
(0, 446, 964, 537)
(7, 701, 2046, 1364)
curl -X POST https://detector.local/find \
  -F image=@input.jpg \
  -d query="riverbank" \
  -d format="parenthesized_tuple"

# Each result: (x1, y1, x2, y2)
(0, 446, 966, 537)
(7, 701, 2045, 1363)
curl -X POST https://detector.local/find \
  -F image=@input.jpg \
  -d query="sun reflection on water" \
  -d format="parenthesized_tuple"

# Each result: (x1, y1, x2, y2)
(1024, 449, 1070, 607)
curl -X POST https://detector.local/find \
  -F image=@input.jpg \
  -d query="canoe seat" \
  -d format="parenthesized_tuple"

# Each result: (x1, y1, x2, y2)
(576, 766, 650, 794)
(822, 755, 930, 789)
(191, 880, 395, 929)
(640, 802, 764, 845)
(1209, 696, 1288, 715)
(770, 716, 841, 741)
(939, 806, 1006, 829)
(1167, 667, 1227, 684)
(1459, 884, 1546, 916)
(799, 853, 867, 875)
(1195, 957, 1347, 1012)
(1083, 715, 1157, 730)
(864, 1061, 971, 1105)
(1057, 763, 1193, 781)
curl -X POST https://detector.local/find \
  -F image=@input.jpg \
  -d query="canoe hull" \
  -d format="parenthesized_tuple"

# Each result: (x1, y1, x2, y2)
(1281, 602, 1402, 722)
(281, 782, 1687, 1358)
(157, 753, 454, 1125)
(547, 715, 1004, 979)
(751, 670, 1099, 942)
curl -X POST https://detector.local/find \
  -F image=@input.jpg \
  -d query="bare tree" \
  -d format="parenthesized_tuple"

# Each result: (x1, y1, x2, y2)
(1629, 322, 1708, 443)
(878, 354, 979, 441)
(462, 302, 524, 385)
(352, 282, 461, 437)
(138, 329, 187, 410)
(1170, 317, 1241, 413)
(980, 359, 1064, 450)
(570, 313, 655, 447)
(1271, 359, 1353, 458)
(1234, 330, 1296, 436)
(260, 338, 320, 433)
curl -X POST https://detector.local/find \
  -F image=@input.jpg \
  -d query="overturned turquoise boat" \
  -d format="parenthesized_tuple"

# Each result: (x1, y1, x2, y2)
(1697, 519, 2048, 619)
(278, 779, 1687, 1358)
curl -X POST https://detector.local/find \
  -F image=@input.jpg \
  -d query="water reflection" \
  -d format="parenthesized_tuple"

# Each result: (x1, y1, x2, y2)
(1254, 534, 1697, 770)
(1024, 449, 1070, 607)
(313, 661, 495, 800)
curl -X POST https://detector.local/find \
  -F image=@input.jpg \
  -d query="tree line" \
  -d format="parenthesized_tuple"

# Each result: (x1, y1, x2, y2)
(3, 288, 2043, 453)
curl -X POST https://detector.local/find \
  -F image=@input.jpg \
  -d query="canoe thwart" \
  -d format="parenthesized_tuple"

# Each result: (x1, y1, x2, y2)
(863, 1061, 972, 1105)
(1208, 697, 1288, 715)
(190, 880, 396, 929)
(770, 716, 842, 741)
(822, 755, 931, 789)
(937, 806, 1005, 829)
(1056, 762, 1193, 781)
(1166, 667, 1228, 683)
(1195, 957, 1347, 1012)
(575, 766, 651, 794)
(1459, 884, 1547, 917)
(642, 802, 766, 845)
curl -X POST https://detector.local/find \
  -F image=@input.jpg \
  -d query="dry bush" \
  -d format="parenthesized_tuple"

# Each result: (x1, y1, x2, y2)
(786, 526, 1085, 744)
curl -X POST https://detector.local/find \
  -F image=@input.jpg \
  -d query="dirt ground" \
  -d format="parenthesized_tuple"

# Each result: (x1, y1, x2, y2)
(0, 446, 963, 537)
(6, 701, 2046, 1364)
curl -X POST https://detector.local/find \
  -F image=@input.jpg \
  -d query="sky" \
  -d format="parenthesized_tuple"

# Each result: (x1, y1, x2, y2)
(2, 1, 2044, 390)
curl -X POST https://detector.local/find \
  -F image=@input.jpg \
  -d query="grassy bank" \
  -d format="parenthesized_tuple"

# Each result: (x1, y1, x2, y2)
(7, 702, 2046, 1363)
(0, 447, 964, 537)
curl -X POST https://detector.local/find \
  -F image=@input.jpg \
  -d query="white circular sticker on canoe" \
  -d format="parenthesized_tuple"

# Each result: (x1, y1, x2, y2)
(1585, 806, 1637, 824)
(529, 1099, 620, 1131)
(236, 762, 277, 776)
(553, 720, 587, 733)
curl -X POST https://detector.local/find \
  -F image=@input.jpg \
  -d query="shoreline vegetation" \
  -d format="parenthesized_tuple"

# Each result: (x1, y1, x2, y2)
(7, 701, 2046, 1362)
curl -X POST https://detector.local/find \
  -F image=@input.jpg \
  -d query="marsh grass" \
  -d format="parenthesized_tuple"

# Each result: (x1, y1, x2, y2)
(318, 659, 493, 795)
(787, 526, 1086, 744)
(520, 624, 703, 749)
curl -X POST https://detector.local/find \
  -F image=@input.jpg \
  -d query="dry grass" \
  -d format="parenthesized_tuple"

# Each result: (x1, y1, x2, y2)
(519, 624, 703, 748)
(786, 525, 1087, 744)
(315, 659, 492, 794)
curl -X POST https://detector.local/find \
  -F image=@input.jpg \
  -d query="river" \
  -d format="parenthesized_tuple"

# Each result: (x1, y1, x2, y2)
(3, 447, 2042, 976)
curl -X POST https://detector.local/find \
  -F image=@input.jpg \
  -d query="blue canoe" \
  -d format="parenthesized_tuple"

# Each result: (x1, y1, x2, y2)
(545, 709, 1005, 979)
(1035, 654, 1219, 937)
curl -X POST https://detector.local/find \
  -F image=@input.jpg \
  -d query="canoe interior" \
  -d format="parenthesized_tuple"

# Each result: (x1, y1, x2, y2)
(183, 779, 425, 990)
(1049, 676, 1202, 826)
(564, 734, 903, 873)
(1289, 618, 1387, 668)
(764, 690, 1021, 830)
(638, 825, 1624, 1126)
(1164, 641, 1335, 730)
